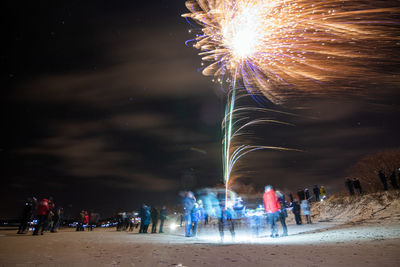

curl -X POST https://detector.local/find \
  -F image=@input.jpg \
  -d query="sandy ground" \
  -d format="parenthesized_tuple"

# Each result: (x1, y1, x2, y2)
(1, 221, 400, 267)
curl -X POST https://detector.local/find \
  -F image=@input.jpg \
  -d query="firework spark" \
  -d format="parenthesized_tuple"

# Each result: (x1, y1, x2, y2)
(183, 0, 399, 203)
(183, 0, 399, 103)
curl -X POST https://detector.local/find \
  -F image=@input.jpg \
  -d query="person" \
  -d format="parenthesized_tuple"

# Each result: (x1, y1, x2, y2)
(301, 199, 311, 224)
(89, 211, 99, 231)
(51, 207, 62, 233)
(304, 188, 310, 200)
(353, 178, 362, 195)
(297, 189, 305, 201)
(159, 206, 167, 233)
(389, 171, 399, 189)
(378, 170, 388, 190)
(320, 185, 326, 200)
(345, 178, 354, 196)
(313, 185, 320, 202)
(191, 203, 201, 237)
(142, 206, 151, 233)
(217, 192, 235, 242)
(151, 207, 159, 233)
(139, 204, 147, 233)
(263, 185, 280, 238)
(183, 191, 196, 237)
(289, 193, 294, 204)
(33, 198, 50, 235)
(17, 198, 35, 234)
(276, 191, 288, 236)
(292, 200, 302, 225)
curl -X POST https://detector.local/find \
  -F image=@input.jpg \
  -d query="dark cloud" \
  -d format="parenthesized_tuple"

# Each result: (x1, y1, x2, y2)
(2, 0, 399, 218)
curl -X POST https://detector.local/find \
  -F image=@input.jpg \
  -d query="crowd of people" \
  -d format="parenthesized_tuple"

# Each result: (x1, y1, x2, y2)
(138, 205, 167, 234)
(345, 168, 400, 196)
(180, 184, 323, 241)
(17, 197, 63, 235)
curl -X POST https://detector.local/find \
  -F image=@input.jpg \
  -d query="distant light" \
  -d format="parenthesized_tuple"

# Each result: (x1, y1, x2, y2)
(169, 223, 178, 231)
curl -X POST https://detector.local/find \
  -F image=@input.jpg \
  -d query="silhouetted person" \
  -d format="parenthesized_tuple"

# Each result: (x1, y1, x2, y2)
(276, 191, 288, 236)
(17, 198, 35, 234)
(389, 171, 399, 189)
(378, 170, 388, 190)
(345, 178, 354, 195)
(159, 206, 167, 233)
(353, 178, 362, 195)
(151, 207, 159, 233)
(297, 189, 305, 201)
(289, 193, 294, 204)
(33, 198, 50, 235)
(313, 185, 320, 202)
(292, 200, 302, 225)
(304, 188, 310, 200)
(51, 207, 62, 232)
(263, 185, 280, 238)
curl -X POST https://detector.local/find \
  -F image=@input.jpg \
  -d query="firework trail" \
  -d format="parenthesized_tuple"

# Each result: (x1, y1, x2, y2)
(183, 0, 399, 199)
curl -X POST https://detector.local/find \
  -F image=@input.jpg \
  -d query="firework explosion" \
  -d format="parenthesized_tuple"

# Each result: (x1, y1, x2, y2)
(183, 0, 399, 103)
(183, 0, 399, 200)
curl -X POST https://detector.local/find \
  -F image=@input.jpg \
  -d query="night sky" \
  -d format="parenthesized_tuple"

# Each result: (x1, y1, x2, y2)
(2, 0, 399, 219)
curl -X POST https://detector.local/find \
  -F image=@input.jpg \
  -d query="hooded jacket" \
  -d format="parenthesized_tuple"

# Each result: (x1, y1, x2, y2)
(263, 190, 280, 213)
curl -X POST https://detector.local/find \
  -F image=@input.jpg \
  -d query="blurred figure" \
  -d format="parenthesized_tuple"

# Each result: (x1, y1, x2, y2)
(17, 197, 35, 234)
(183, 191, 196, 237)
(276, 191, 288, 237)
(51, 207, 62, 233)
(159, 206, 167, 233)
(142, 206, 151, 233)
(389, 171, 399, 189)
(313, 185, 320, 202)
(180, 213, 184, 227)
(378, 170, 388, 190)
(89, 211, 99, 231)
(191, 202, 201, 237)
(297, 189, 305, 201)
(304, 188, 310, 200)
(345, 178, 355, 196)
(247, 207, 263, 237)
(217, 193, 235, 242)
(151, 207, 159, 233)
(320, 185, 326, 200)
(292, 200, 302, 225)
(33, 198, 50, 235)
(83, 211, 89, 230)
(301, 199, 311, 224)
(289, 193, 294, 204)
(139, 204, 147, 233)
(76, 210, 85, 231)
(353, 178, 362, 195)
(263, 185, 280, 238)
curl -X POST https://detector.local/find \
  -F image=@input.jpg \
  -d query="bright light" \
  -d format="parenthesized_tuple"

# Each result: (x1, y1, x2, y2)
(169, 223, 178, 231)
(222, 5, 263, 60)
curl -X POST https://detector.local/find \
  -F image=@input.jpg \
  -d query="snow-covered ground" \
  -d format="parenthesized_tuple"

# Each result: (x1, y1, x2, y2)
(0, 191, 399, 266)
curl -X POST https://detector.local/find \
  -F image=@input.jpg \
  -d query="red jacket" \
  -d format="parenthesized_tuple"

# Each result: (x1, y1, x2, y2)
(83, 213, 89, 224)
(36, 199, 50, 216)
(263, 190, 280, 213)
